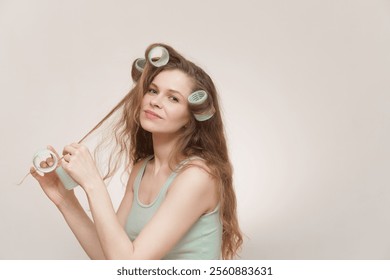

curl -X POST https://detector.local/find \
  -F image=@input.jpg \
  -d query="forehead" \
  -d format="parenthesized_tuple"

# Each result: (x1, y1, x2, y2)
(151, 69, 194, 96)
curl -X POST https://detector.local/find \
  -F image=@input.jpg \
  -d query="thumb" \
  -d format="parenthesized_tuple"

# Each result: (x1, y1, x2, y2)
(46, 145, 61, 166)
(30, 166, 44, 182)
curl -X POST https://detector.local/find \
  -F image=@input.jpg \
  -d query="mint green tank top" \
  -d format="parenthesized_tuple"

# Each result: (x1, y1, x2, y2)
(125, 156, 222, 259)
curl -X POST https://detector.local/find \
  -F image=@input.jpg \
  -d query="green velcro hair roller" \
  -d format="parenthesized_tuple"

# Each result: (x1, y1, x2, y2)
(32, 149, 78, 190)
(135, 58, 146, 72)
(55, 166, 79, 190)
(188, 90, 215, 121)
(148, 46, 169, 67)
(193, 110, 215, 121)
(188, 90, 208, 105)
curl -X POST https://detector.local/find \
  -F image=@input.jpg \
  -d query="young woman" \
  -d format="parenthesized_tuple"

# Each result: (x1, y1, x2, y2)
(30, 43, 242, 259)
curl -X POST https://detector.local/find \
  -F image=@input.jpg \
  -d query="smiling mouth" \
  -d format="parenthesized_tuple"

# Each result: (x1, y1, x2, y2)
(144, 110, 163, 119)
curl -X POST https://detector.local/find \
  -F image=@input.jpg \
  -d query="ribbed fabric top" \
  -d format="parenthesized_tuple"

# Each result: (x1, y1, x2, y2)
(125, 156, 222, 259)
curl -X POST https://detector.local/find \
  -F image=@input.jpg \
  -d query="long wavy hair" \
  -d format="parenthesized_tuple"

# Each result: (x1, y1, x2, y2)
(81, 43, 242, 259)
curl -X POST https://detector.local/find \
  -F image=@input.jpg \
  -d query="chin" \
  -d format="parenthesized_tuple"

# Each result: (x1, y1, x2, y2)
(140, 118, 185, 135)
(140, 120, 162, 134)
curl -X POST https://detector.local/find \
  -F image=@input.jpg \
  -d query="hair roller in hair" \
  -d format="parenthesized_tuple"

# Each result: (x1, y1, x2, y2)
(32, 149, 78, 190)
(188, 90, 208, 105)
(135, 58, 146, 72)
(188, 90, 215, 121)
(193, 109, 215, 121)
(148, 46, 170, 67)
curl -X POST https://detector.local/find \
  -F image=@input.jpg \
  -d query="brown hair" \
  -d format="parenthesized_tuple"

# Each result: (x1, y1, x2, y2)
(81, 43, 243, 259)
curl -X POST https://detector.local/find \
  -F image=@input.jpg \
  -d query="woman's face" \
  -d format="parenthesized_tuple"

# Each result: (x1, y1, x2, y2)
(140, 69, 193, 135)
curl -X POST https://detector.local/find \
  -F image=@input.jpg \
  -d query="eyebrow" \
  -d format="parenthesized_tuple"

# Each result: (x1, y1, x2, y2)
(150, 83, 184, 98)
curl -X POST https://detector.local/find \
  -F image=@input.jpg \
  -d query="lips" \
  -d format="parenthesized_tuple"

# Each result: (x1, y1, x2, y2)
(144, 110, 163, 119)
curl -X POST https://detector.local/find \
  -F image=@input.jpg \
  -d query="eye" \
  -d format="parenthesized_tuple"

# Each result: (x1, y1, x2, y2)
(147, 88, 157, 95)
(169, 96, 179, 103)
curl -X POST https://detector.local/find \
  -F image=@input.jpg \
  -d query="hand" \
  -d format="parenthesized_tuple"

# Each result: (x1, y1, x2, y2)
(61, 143, 103, 191)
(30, 145, 76, 206)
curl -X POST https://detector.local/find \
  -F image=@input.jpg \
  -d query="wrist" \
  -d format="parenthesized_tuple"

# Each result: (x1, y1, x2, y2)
(83, 177, 106, 196)
(56, 193, 79, 211)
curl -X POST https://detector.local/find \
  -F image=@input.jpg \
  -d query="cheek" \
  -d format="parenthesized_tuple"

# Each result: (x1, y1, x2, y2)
(171, 107, 190, 123)
(141, 94, 149, 107)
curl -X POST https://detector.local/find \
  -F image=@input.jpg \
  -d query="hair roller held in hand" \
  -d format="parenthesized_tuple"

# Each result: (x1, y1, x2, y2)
(32, 149, 78, 190)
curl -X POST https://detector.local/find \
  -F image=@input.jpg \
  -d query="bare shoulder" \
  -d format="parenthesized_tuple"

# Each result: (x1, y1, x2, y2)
(177, 158, 214, 184)
(184, 157, 212, 172)
(168, 158, 219, 213)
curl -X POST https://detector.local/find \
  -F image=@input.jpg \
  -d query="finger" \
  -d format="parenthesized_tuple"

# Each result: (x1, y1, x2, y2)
(30, 166, 42, 180)
(70, 143, 85, 154)
(70, 143, 82, 148)
(47, 145, 61, 159)
(61, 158, 70, 171)
(63, 144, 78, 156)
(63, 154, 71, 163)
(72, 143, 89, 154)
(46, 157, 55, 167)
(40, 161, 48, 168)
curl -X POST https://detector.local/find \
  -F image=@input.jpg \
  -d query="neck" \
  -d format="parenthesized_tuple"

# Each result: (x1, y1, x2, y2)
(151, 132, 182, 173)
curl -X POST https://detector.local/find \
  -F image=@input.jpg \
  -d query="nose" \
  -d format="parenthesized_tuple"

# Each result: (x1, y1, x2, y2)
(150, 94, 163, 108)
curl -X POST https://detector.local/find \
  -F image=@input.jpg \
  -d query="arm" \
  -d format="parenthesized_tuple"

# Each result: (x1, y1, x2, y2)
(31, 145, 140, 259)
(130, 165, 219, 259)
(56, 196, 106, 259)
(62, 143, 218, 259)
(56, 154, 142, 259)
(30, 146, 105, 259)
(85, 164, 218, 259)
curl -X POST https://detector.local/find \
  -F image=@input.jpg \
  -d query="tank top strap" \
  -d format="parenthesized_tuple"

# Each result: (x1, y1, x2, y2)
(159, 156, 205, 196)
(173, 156, 204, 172)
(133, 155, 154, 195)
(134, 155, 206, 201)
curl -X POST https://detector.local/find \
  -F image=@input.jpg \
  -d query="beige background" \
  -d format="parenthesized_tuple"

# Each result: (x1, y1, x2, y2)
(1, 0, 389, 259)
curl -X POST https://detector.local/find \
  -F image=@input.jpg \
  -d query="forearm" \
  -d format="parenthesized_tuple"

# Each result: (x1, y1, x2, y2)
(85, 182, 135, 259)
(57, 196, 106, 259)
